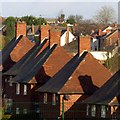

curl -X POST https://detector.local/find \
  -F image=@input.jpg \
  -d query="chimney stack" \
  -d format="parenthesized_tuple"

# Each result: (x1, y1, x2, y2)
(49, 28, 61, 47)
(41, 25, 51, 40)
(78, 35, 91, 55)
(16, 21, 26, 38)
(65, 26, 69, 45)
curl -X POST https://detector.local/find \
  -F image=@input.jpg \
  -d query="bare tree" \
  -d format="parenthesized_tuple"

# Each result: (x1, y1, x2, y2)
(93, 6, 116, 24)
(75, 15, 83, 24)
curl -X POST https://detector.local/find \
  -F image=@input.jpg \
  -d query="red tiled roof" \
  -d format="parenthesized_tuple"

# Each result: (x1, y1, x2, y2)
(43, 46, 72, 77)
(29, 46, 72, 84)
(59, 52, 112, 94)
(10, 36, 34, 62)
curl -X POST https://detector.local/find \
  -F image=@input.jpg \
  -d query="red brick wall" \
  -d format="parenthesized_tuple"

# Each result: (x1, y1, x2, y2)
(65, 27, 69, 45)
(99, 29, 105, 36)
(38, 93, 88, 119)
(39, 93, 60, 119)
(41, 25, 51, 41)
(2, 76, 33, 114)
(16, 21, 26, 38)
(79, 36, 91, 54)
(106, 31, 120, 46)
(50, 29, 61, 46)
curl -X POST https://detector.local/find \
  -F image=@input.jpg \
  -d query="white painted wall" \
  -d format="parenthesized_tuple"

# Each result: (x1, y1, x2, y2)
(60, 31, 75, 46)
(90, 51, 111, 61)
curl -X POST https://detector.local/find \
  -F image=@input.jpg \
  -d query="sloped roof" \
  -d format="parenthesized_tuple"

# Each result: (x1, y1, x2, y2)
(0, 25, 6, 31)
(59, 53, 111, 94)
(40, 46, 72, 78)
(37, 52, 86, 93)
(10, 36, 35, 62)
(10, 44, 57, 83)
(1, 35, 23, 64)
(18, 44, 57, 83)
(37, 52, 111, 94)
(4, 39, 48, 75)
(83, 69, 120, 105)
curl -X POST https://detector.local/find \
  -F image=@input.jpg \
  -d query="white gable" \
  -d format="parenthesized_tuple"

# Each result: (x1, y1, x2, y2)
(103, 26, 113, 32)
(60, 31, 75, 46)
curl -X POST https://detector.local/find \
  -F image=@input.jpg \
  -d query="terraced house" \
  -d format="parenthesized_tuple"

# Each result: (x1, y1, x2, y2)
(1, 20, 119, 120)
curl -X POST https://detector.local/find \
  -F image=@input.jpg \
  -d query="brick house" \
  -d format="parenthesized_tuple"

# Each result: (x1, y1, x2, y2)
(2, 37, 58, 115)
(91, 26, 119, 52)
(1, 20, 114, 120)
(36, 40, 111, 119)
(83, 69, 120, 119)
(27, 23, 75, 47)
(101, 29, 120, 51)
(2, 20, 73, 116)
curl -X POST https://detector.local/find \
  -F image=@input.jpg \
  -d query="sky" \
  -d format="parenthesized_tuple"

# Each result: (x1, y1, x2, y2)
(1, 0, 119, 21)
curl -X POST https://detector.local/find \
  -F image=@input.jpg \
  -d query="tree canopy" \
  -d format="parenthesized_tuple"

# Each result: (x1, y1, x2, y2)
(67, 15, 76, 24)
(93, 6, 116, 24)
(3, 16, 17, 46)
(66, 15, 83, 24)
(21, 15, 47, 25)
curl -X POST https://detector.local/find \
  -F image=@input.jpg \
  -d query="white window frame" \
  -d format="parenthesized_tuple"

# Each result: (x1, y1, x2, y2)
(36, 108, 40, 113)
(101, 105, 106, 118)
(43, 93, 47, 104)
(91, 105, 96, 117)
(9, 76, 13, 86)
(23, 108, 27, 114)
(9, 81, 13, 87)
(23, 84, 27, 95)
(16, 107, 20, 114)
(52, 94, 56, 105)
(86, 104, 90, 116)
(16, 83, 20, 95)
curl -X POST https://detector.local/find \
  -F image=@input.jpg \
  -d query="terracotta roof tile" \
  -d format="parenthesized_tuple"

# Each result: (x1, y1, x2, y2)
(59, 52, 112, 94)
(10, 36, 34, 62)
(42, 46, 73, 77)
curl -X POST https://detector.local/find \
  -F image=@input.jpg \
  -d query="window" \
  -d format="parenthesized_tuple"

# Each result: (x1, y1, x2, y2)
(4, 99, 13, 114)
(101, 105, 106, 118)
(16, 83, 20, 95)
(86, 104, 90, 116)
(52, 94, 56, 105)
(36, 108, 40, 113)
(23, 84, 27, 95)
(5, 78, 7, 82)
(91, 105, 96, 117)
(23, 109, 27, 114)
(43, 93, 47, 104)
(16, 108, 20, 114)
(9, 82, 13, 87)
(9, 76, 13, 86)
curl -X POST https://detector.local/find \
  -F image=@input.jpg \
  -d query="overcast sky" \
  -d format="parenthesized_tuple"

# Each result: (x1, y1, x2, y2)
(1, 0, 119, 20)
